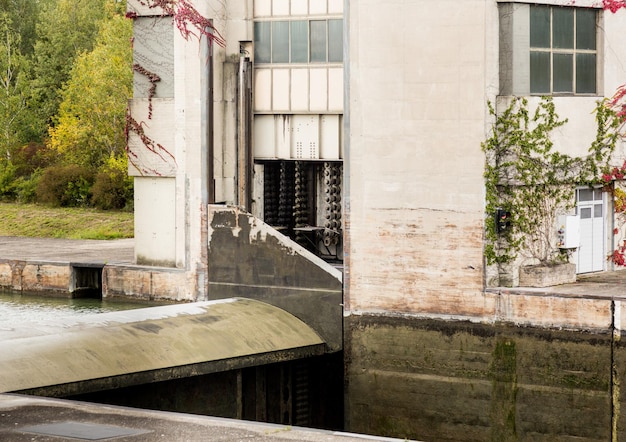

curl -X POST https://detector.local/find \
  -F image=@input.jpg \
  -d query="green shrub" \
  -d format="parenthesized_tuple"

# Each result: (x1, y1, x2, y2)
(13, 143, 57, 177)
(91, 154, 133, 210)
(0, 161, 17, 201)
(36, 165, 94, 207)
(14, 170, 43, 203)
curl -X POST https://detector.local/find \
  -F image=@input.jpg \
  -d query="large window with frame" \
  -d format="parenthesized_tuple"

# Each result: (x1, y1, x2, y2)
(254, 19, 343, 64)
(530, 5, 598, 95)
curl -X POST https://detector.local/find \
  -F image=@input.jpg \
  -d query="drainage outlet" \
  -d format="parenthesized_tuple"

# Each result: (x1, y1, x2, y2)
(71, 265, 104, 299)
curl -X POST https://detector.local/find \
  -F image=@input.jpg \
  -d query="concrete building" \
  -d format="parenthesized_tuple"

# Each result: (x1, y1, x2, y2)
(124, 0, 626, 439)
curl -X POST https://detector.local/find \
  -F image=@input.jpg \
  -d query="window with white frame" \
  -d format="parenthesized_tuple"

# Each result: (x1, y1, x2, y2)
(499, 3, 600, 96)
(530, 5, 597, 94)
(254, 19, 343, 64)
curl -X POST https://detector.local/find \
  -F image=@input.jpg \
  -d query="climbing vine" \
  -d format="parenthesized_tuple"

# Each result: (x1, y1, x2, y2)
(482, 97, 619, 266)
(603, 0, 626, 13)
(600, 87, 626, 265)
(125, 0, 226, 175)
(484, 0, 626, 270)
(127, 0, 225, 46)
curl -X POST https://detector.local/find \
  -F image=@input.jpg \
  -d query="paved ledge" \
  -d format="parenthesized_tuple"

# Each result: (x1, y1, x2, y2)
(0, 394, 414, 442)
(0, 236, 134, 265)
(486, 269, 626, 300)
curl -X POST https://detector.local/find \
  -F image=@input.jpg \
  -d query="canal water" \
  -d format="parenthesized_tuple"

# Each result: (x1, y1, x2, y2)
(0, 289, 164, 327)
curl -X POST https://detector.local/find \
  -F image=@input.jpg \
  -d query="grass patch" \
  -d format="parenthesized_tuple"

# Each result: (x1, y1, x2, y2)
(0, 202, 133, 239)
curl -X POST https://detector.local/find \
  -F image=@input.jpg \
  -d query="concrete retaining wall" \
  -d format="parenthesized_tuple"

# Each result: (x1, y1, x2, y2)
(207, 206, 344, 351)
(103, 265, 195, 302)
(0, 261, 72, 295)
(345, 314, 616, 441)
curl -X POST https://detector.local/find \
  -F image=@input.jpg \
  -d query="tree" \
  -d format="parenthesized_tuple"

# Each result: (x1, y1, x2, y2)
(0, 0, 47, 56)
(48, 13, 132, 168)
(28, 0, 112, 141)
(0, 13, 29, 161)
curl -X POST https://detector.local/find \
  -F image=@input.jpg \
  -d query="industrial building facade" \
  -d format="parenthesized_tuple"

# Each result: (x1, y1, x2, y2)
(126, 0, 626, 439)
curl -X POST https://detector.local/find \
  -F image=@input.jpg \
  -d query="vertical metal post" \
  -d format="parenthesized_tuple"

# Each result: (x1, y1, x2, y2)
(199, 25, 214, 300)
(237, 56, 253, 210)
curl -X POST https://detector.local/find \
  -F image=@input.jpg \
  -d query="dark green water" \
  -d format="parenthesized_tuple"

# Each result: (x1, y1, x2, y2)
(0, 289, 163, 327)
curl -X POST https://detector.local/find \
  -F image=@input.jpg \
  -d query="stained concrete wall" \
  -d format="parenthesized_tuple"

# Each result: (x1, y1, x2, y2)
(344, 0, 495, 317)
(343, 0, 626, 438)
(0, 261, 72, 295)
(345, 315, 617, 441)
(207, 206, 343, 351)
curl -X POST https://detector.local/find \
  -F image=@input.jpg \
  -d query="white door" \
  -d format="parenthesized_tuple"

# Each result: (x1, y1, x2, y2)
(576, 188, 605, 273)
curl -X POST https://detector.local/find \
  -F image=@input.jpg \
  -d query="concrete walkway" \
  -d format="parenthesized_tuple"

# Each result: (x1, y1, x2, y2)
(0, 394, 412, 442)
(0, 236, 134, 264)
(487, 268, 626, 299)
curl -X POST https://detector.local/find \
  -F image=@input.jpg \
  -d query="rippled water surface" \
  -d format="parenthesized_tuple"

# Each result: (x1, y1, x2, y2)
(0, 290, 163, 327)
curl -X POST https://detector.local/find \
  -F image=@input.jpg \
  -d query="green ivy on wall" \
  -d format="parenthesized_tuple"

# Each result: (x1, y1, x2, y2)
(482, 97, 620, 267)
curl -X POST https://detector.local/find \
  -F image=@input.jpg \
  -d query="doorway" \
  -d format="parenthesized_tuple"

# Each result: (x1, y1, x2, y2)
(576, 187, 605, 273)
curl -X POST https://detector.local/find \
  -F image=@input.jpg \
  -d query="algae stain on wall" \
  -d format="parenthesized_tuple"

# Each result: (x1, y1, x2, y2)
(345, 316, 615, 441)
(490, 339, 517, 441)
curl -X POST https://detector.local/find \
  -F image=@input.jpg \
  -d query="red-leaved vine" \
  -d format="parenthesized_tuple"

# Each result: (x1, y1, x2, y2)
(127, 0, 225, 47)
(601, 0, 626, 265)
(132, 63, 160, 119)
(603, 0, 626, 13)
(125, 0, 225, 175)
(125, 109, 177, 176)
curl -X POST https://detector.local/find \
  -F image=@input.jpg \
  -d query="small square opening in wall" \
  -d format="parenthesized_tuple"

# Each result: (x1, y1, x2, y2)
(71, 264, 104, 299)
(18, 421, 151, 440)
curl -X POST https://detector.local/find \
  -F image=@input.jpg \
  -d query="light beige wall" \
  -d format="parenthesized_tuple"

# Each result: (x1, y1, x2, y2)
(345, 0, 499, 317)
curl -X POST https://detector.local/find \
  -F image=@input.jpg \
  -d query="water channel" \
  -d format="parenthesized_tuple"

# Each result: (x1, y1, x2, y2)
(0, 289, 164, 327)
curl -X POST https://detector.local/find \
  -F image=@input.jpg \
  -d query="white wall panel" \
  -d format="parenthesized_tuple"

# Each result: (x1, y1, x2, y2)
(254, 69, 273, 111)
(134, 177, 176, 266)
(272, 0, 289, 16)
(328, 0, 342, 14)
(275, 115, 292, 158)
(328, 68, 343, 111)
(309, 0, 327, 15)
(253, 115, 276, 158)
(254, 114, 341, 160)
(254, 0, 272, 17)
(309, 69, 328, 111)
(320, 115, 341, 159)
(292, 115, 319, 159)
(290, 69, 309, 110)
(291, 0, 308, 15)
(272, 69, 291, 111)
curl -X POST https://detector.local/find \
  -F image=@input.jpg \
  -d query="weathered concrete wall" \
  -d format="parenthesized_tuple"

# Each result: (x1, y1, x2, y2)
(103, 265, 194, 302)
(345, 0, 496, 317)
(0, 261, 72, 295)
(345, 315, 615, 441)
(207, 206, 343, 351)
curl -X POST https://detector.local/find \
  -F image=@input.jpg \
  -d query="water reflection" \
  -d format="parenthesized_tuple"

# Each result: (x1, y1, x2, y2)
(0, 290, 163, 327)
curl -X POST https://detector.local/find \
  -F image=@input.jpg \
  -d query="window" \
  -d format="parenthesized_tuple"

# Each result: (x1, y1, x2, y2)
(254, 19, 343, 64)
(530, 5, 597, 94)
